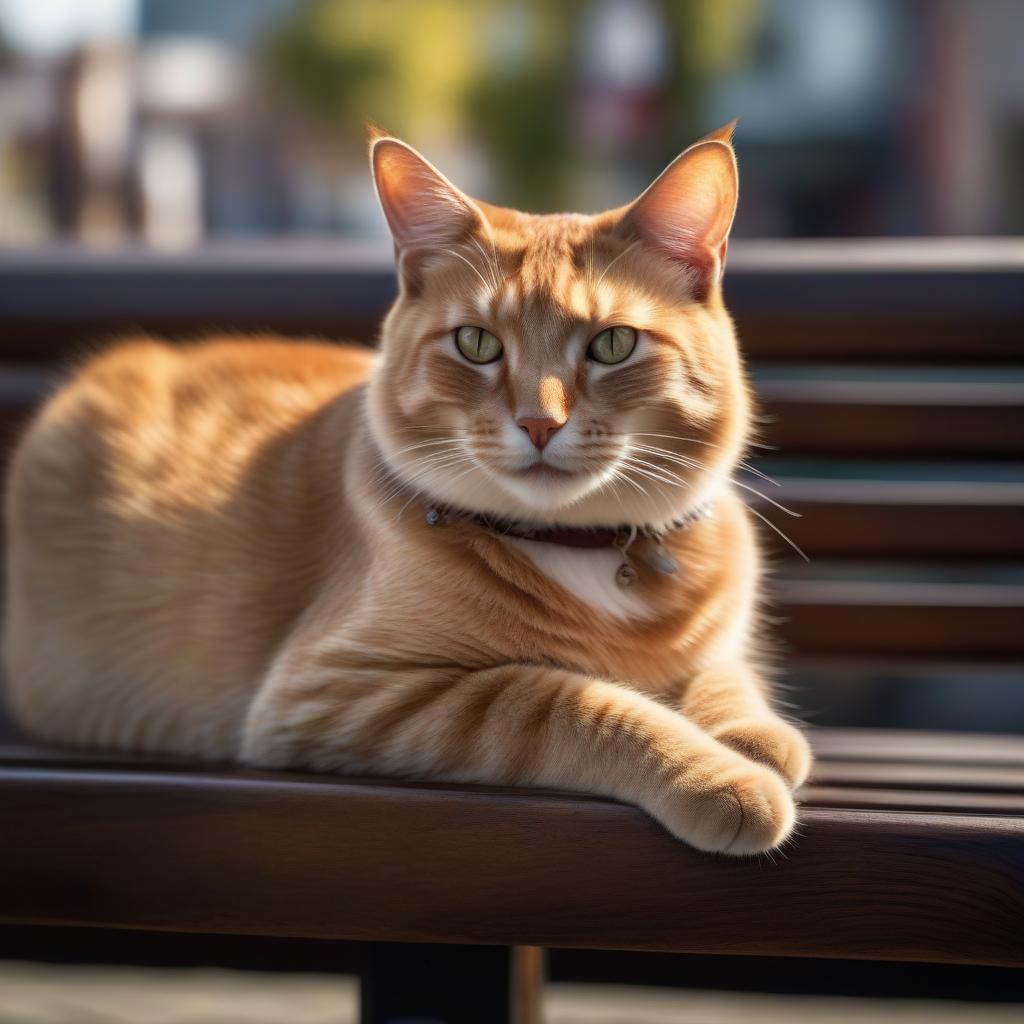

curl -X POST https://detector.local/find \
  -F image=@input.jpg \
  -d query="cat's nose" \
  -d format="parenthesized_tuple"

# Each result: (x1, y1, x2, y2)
(517, 416, 564, 451)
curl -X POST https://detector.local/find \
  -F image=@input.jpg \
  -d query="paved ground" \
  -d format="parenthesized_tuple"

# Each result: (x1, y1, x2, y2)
(2, 962, 1022, 1023)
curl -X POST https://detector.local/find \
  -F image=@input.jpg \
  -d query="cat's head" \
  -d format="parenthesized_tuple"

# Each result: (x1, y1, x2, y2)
(367, 124, 750, 528)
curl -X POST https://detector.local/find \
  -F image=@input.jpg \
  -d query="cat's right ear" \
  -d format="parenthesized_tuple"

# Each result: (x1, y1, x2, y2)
(370, 133, 485, 286)
(617, 126, 739, 298)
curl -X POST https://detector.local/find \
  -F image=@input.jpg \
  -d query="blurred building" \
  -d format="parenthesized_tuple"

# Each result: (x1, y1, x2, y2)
(0, 0, 1022, 248)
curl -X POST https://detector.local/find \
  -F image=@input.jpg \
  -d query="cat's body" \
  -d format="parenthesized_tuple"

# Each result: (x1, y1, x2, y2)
(5, 339, 374, 756)
(4, 126, 811, 854)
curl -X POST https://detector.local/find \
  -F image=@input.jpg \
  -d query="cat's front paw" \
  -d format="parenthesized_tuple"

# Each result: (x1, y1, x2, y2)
(712, 716, 813, 789)
(654, 760, 796, 855)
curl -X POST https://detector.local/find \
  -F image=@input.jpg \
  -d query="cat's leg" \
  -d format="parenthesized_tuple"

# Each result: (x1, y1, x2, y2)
(241, 662, 796, 855)
(676, 663, 812, 789)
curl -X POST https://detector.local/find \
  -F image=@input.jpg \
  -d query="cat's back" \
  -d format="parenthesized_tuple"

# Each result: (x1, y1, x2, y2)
(3, 336, 374, 754)
(15, 336, 372, 485)
(7, 337, 374, 559)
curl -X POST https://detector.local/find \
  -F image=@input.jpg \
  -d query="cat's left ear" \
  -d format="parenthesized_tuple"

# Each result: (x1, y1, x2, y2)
(370, 132, 485, 285)
(619, 121, 739, 296)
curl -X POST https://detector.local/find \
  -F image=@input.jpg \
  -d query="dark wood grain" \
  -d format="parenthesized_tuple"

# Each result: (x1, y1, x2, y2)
(0, 758, 1021, 967)
(811, 760, 1024, 792)
(5, 725, 1024, 771)
(0, 243, 1021, 362)
(800, 786, 1024, 814)
(773, 583, 1024, 659)
(765, 486, 1024, 560)
(759, 396, 1024, 459)
(811, 728, 1024, 766)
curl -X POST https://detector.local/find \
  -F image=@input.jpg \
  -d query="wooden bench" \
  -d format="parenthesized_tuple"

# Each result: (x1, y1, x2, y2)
(1, 723, 1022, 962)
(0, 722, 1022, 1021)
(0, 241, 1021, 1021)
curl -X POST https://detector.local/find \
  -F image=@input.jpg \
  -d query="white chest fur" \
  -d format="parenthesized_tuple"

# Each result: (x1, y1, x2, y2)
(506, 538, 651, 620)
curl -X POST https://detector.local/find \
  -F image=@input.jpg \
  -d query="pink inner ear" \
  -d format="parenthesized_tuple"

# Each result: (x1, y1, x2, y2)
(623, 141, 738, 290)
(372, 139, 480, 251)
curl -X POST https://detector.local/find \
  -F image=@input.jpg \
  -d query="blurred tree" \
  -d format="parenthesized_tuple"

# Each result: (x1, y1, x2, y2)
(463, 2, 578, 209)
(266, 0, 761, 212)
(661, 0, 758, 164)
(267, 1, 392, 138)
(267, 0, 482, 146)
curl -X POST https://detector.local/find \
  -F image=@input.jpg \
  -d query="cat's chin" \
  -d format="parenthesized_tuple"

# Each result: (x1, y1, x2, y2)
(378, 437, 709, 528)
(490, 466, 605, 516)
(395, 460, 606, 524)
(425, 462, 695, 530)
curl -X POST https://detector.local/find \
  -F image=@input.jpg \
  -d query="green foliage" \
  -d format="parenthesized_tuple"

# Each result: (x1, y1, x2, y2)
(264, 0, 755, 207)
(266, 1, 392, 140)
(464, 66, 573, 210)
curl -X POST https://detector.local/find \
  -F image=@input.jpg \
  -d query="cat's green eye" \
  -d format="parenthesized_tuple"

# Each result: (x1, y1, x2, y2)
(588, 326, 637, 365)
(455, 326, 503, 364)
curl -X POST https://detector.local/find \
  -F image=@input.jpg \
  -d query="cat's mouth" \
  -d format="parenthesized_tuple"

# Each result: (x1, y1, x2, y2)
(511, 462, 576, 482)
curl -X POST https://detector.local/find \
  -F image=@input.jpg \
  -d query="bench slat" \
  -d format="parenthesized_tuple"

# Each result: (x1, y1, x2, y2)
(800, 786, 1024, 814)
(2, 726, 1023, 771)
(811, 761, 1024, 792)
(810, 727, 1024, 765)
(0, 761, 1021, 967)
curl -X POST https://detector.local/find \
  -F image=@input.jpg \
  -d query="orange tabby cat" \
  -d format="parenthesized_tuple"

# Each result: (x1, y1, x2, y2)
(4, 124, 811, 854)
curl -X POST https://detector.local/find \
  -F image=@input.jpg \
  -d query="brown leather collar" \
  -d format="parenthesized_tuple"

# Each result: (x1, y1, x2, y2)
(469, 520, 623, 549)
(424, 503, 713, 550)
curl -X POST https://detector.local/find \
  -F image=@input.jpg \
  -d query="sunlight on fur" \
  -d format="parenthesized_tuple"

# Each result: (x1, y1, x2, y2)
(3, 122, 811, 855)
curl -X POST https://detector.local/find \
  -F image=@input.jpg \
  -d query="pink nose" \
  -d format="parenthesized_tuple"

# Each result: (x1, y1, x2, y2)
(517, 416, 564, 451)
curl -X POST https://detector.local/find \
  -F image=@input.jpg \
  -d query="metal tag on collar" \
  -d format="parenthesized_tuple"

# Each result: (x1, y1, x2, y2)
(613, 525, 639, 587)
(643, 543, 679, 576)
(615, 563, 638, 586)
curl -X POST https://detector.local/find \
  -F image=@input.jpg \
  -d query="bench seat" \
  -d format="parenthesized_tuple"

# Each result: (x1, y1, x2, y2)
(1, 727, 1021, 968)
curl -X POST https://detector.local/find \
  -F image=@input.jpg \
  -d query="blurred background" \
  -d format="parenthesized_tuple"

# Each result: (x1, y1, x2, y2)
(0, 0, 1023, 248)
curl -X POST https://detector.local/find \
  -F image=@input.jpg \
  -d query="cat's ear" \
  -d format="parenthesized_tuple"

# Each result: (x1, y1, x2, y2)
(618, 123, 739, 296)
(370, 132, 485, 283)
(698, 118, 738, 145)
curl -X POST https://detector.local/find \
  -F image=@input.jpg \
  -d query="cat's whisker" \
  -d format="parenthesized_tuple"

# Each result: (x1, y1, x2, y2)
(374, 440, 462, 471)
(728, 478, 800, 518)
(615, 467, 652, 501)
(385, 447, 470, 475)
(481, 225, 502, 293)
(604, 466, 648, 500)
(619, 455, 689, 489)
(627, 443, 804, 552)
(389, 461, 476, 522)
(735, 462, 779, 487)
(443, 248, 493, 294)
(467, 236, 500, 292)
(628, 444, 703, 473)
(631, 430, 778, 455)
(393, 458, 484, 522)
(631, 444, 781, 503)
(628, 433, 780, 486)
(395, 455, 473, 484)
(617, 460, 683, 509)
(738, 502, 809, 562)
(378, 437, 464, 463)
(595, 240, 640, 290)
(618, 465, 687, 522)
(632, 442, 795, 515)
(372, 451, 476, 512)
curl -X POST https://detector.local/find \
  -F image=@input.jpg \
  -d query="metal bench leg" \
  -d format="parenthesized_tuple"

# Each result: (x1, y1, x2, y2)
(360, 942, 544, 1024)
